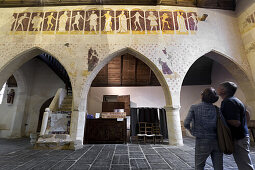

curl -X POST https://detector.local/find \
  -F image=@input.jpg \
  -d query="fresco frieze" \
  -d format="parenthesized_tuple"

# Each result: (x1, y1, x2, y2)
(145, 10, 160, 34)
(101, 9, 115, 34)
(85, 9, 100, 34)
(130, 9, 145, 34)
(70, 10, 85, 33)
(10, 8, 199, 35)
(159, 10, 174, 34)
(43, 12, 57, 33)
(116, 10, 130, 34)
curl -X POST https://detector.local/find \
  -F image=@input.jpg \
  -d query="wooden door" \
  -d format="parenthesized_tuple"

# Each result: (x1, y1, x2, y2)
(117, 95, 130, 116)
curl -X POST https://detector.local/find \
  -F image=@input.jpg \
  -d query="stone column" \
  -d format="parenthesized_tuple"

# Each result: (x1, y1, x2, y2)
(165, 105, 183, 146)
(39, 108, 50, 136)
(246, 100, 255, 120)
(70, 110, 85, 149)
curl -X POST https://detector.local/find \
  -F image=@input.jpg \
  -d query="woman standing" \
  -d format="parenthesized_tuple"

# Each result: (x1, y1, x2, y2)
(184, 87, 223, 170)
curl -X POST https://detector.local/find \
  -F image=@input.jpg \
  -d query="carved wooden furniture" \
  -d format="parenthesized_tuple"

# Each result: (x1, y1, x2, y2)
(84, 118, 127, 144)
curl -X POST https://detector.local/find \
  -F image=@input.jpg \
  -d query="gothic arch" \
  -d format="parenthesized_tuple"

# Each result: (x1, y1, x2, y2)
(182, 50, 255, 118)
(0, 47, 73, 90)
(79, 47, 172, 112)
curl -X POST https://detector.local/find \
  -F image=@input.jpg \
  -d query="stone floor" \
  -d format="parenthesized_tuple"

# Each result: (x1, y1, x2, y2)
(0, 137, 255, 170)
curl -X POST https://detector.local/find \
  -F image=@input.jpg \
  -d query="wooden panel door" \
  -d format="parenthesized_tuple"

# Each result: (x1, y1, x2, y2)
(117, 95, 130, 116)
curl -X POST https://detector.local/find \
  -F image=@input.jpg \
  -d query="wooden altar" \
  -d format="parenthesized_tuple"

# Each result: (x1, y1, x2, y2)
(84, 118, 127, 144)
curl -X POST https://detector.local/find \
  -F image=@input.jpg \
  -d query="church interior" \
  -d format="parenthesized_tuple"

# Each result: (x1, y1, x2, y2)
(0, 0, 255, 169)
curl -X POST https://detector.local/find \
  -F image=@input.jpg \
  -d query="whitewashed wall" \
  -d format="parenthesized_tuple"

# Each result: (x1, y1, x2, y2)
(0, 59, 65, 138)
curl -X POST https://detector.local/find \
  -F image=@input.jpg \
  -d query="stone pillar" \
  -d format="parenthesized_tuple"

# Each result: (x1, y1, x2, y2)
(70, 110, 85, 149)
(246, 100, 255, 120)
(165, 105, 183, 146)
(40, 108, 50, 136)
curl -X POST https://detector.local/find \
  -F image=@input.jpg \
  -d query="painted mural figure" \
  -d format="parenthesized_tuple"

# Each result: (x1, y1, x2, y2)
(188, 13, 198, 30)
(46, 13, 56, 31)
(72, 12, 84, 31)
(131, 12, 144, 31)
(15, 13, 29, 31)
(158, 58, 173, 75)
(11, 15, 17, 30)
(147, 12, 158, 31)
(88, 48, 99, 71)
(87, 11, 98, 32)
(161, 13, 171, 31)
(59, 11, 69, 31)
(102, 11, 113, 32)
(117, 11, 128, 32)
(31, 13, 43, 31)
(177, 11, 187, 32)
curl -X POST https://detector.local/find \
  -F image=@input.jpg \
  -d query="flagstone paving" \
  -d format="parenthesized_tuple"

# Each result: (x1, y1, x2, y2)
(0, 137, 255, 169)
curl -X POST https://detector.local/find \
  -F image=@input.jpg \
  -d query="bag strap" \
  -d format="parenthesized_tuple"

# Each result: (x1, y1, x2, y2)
(214, 106, 220, 118)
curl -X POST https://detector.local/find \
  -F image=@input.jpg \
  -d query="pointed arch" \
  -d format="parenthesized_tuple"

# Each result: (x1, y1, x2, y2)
(0, 47, 73, 90)
(182, 50, 255, 117)
(79, 47, 172, 111)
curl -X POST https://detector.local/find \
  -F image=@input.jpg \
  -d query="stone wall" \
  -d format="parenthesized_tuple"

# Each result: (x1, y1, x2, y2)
(0, 5, 253, 144)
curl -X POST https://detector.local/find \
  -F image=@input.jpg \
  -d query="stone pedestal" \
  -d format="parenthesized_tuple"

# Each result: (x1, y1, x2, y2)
(165, 105, 183, 146)
(70, 110, 85, 148)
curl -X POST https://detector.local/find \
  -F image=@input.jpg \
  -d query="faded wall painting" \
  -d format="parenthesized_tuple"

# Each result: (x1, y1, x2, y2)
(57, 11, 71, 33)
(145, 10, 160, 34)
(173, 10, 189, 34)
(159, 10, 174, 34)
(12, 12, 31, 32)
(85, 9, 100, 34)
(101, 10, 115, 34)
(116, 10, 130, 34)
(29, 12, 44, 32)
(42, 12, 57, 33)
(70, 10, 85, 33)
(10, 8, 199, 35)
(130, 9, 145, 34)
(187, 12, 198, 32)
(88, 48, 99, 71)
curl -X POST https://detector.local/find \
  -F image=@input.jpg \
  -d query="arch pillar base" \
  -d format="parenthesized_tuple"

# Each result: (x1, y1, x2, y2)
(164, 105, 183, 146)
(70, 110, 86, 147)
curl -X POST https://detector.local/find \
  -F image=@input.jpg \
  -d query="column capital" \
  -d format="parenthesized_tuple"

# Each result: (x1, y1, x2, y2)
(164, 105, 181, 112)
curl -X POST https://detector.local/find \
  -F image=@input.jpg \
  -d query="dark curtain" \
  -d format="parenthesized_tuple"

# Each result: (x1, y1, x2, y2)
(130, 108, 138, 136)
(131, 107, 164, 136)
(159, 108, 168, 139)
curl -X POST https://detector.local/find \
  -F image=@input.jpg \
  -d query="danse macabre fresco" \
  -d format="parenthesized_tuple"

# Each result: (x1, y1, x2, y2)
(187, 12, 198, 31)
(42, 12, 57, 32)
(159, 10, 174, 33)
(101, 10, 115, 34)
(130, 9, 145, 34)
(12, 12, 31, 32)
(116, 10, 130, 34)
(173, 10, 189, 34)
(85, 9, 100, 34)
(28, 12, 44, 32)
(70, 10, 85, 32)
(10, 8, 199, 35)
(57, 11, 71, 32)
(145, 10, 160, 33)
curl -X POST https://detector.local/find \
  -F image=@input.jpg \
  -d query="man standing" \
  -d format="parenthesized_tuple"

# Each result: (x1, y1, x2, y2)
(218, 81, 254, 170)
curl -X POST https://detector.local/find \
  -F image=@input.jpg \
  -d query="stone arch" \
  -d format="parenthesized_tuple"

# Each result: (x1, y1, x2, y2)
(0, 47, 73, 90)
(0, 47, 74, 137)
(79, 47, 172, 112)
(182, 50, 255, 118)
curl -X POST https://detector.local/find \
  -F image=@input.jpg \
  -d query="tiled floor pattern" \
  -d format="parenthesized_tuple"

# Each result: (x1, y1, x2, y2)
(0, 137, 255, 169)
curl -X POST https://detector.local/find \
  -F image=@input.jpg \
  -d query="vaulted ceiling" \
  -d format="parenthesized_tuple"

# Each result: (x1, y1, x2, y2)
(0, 0, 237, 10)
